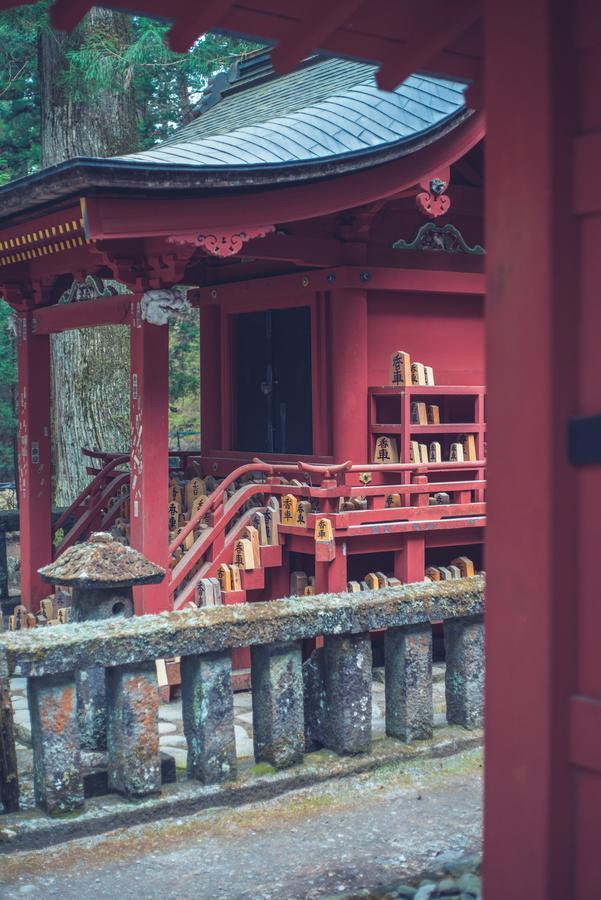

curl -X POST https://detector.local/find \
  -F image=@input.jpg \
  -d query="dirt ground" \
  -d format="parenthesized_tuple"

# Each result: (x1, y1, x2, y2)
(0, 747, 483, 900)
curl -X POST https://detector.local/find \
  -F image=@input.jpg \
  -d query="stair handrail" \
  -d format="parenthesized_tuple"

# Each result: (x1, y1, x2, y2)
(168, 459, 303, 557)
(53, 454, 129, 535)
(54, 471, 130, 556)
(171, 505, 266, 608)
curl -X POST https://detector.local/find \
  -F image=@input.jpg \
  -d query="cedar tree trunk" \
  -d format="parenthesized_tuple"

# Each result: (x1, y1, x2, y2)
(39, 9, 137, 505)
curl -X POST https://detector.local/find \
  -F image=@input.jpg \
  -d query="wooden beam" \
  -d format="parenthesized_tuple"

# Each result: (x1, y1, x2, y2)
(167, 0, 235, 53)
(376, 0, 481, 91)
(242, 234, 342, 266)
(203, 266, 485, 304)
(32, 294, 135, 334)
(270, 0, 367, 74)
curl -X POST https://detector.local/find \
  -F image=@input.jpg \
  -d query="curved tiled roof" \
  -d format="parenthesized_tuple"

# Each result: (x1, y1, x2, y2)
(117, 56, 467, 169)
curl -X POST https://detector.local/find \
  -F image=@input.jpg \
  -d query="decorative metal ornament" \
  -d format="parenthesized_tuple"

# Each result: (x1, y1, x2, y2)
(167, 225, 275, 257)
(416, 176, 451, 218)
(393, 223, 485, 255)
(58, 274, 129, 304)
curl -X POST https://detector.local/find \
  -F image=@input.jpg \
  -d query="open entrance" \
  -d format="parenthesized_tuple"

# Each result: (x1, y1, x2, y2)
(234, 306, 313, 455)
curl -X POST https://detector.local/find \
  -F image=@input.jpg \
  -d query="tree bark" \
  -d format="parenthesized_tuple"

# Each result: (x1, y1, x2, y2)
(39, 9, 138, 505)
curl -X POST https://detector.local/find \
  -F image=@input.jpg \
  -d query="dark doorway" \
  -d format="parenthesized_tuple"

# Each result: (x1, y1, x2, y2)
(234, 307, 313, 454)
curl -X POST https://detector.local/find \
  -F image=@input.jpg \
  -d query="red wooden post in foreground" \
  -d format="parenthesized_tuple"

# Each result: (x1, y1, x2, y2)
(484, 0, 584, 897)
(16, 313, 52, 609)
(129, 303, 170, 614)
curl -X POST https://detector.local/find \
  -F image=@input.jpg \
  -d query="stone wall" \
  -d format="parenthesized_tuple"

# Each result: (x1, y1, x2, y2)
(0, 577, 484, 816)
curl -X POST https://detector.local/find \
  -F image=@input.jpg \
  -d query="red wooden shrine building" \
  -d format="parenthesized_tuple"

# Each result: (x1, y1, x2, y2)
(1, 1, 599, 898)
(0, 50, 486, 621)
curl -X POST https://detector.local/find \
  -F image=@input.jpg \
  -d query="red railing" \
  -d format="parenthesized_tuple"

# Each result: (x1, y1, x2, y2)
(169, 457, 486, 606)
(52, 454, 130, 557)
(62, 451, 485, 606)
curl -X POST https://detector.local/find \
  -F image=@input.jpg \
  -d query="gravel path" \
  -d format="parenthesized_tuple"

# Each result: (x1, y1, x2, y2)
(0, 747, 482, 900)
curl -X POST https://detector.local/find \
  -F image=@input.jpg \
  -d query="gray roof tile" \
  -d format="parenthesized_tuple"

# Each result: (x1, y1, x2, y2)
(114, 56, 467, 170)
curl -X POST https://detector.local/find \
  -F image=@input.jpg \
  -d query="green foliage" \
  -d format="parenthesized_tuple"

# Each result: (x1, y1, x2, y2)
(0, 2, 256, 182)
(169, 308, 200, 447)
(0, 300, 17, 482)
(0, 7, 258, 467)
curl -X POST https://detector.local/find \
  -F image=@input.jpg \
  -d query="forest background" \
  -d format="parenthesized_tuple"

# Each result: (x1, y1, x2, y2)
(0, 2, 253, 504)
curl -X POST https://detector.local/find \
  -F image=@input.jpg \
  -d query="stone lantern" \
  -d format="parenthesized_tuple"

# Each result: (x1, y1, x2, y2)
(38, 532, 165, 751)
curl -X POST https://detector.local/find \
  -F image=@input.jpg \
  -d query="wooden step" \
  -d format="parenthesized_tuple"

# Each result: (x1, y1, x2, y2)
(260, 543, 282, 568)
(240, 567, 265, 591)
(221, 590, 246, 605)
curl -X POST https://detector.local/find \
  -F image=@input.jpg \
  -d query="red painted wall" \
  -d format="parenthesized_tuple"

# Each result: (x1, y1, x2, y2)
(366, 291, 485, 386)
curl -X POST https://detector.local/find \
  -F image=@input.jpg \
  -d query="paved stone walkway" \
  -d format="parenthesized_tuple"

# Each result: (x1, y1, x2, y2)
(0, 746, 483, 899)
(10, 664, 449, 765)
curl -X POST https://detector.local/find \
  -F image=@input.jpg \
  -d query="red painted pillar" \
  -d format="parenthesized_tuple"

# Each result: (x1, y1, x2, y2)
(394, 535, 425, 584)
(315, 543, 347, 594)
(129, 303, 170, 614)
(330, 290, 368, 465)
(200, 303, 221, 454)
(483, 1, 579, 898)
(17, 313, 52, 609)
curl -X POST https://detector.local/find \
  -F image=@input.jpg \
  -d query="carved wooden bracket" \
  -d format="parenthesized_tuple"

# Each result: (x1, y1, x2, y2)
(167, 226, 275, 258)
(416, 172, 451, 219)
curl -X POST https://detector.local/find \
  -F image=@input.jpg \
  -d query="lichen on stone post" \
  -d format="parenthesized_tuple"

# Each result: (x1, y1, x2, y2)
(322, 633, 372, 755)
(28, 672, 84, 815)
(385, 623, 433, 742)
(181, 651, 237, 784)
(251, 641, 304, 768)
(106, 661, 162, 797)
(38, 533, 165, 752)
(443, 614, 484, 729)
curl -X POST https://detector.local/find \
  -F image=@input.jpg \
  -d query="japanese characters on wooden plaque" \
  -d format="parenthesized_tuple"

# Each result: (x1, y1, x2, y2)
(449, 442, 464, 462)
(185, 477, 204, 511)
(168, 500, 180, 531)
(314, 516, 335, 561)
(217, 563, 232, 593)
(390, 350, 412, 387)
(230, 564, 242, 591)
(374, 435, 399, 464)
(427, 404, 441, 425)
(296, 500, 312, 527)
(242, 525, 261, 568)
(429, 441, 442, 463)
(233, 538, 255, 570)
(411, 401, 428, 425)
(251, 511, 269, 545)
(314, 517, 334, 542)
(411, 362, 427, 385)
(281, 494, 298, 525)
(265, 506, 279, 545)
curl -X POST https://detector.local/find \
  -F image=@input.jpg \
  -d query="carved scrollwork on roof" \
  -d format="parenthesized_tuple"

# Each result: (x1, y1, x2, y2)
(167, 226, 275, 258)
(393, 223, 485, 255)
